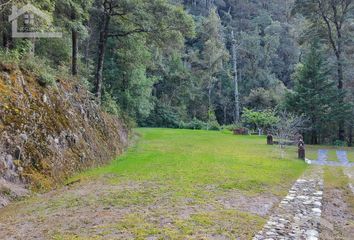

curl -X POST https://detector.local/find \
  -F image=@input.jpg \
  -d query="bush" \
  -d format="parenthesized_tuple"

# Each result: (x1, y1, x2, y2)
(207, 120, 221, 131)
(20, 56, 56, 86)
(140, 102, 180, 128)
(333, 140, 346, 147)
(0, 49, 21, 65)
(179, 118, 220, 131)
(242, 108, 279, 131)
(102, 91, 121, 116)
(183, 118, 208, 130)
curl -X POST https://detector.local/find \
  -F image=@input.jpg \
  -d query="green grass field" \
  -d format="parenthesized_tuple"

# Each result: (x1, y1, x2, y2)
(1, 129, 309, 239)
(65, 129, 307, 238)
(345, 151, 354, 163)
(74, 128, 307, 196)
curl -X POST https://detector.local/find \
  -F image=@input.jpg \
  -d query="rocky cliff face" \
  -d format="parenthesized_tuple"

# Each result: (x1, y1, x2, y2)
(0, 63, 129, 207)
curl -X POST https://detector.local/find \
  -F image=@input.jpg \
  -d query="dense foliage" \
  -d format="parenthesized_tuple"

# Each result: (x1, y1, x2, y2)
(1, 0, 354, 145)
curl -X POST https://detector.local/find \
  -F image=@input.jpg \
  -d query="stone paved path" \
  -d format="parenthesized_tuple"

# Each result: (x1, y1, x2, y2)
(336, 150, 348, 164)
(254, 167, 323, 240)
(306, 150, 354, 167)
(318, 150, 328, 163)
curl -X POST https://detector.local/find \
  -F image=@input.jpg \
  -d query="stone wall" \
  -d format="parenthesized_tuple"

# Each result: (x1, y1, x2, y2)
(0, 63, 129, 207)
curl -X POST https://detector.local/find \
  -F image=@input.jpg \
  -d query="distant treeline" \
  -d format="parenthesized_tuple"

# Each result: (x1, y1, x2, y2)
(1, 0, 354, 145)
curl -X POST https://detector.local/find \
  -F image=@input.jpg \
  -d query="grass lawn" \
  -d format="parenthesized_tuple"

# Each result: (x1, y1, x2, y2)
(0, 128, 308, 239)
(346, 151, 354, 163)
(75, 128, 307, 196)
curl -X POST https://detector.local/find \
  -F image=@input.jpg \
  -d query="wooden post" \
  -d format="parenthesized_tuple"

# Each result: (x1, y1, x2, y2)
(267, 134, 273, 145)
(298, 138, 305, 160)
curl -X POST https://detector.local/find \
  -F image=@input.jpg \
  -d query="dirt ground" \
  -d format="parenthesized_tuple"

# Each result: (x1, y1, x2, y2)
(0, 176, 279, 240)
(320, 167, 354, 240)
(1, 168, 353, 239)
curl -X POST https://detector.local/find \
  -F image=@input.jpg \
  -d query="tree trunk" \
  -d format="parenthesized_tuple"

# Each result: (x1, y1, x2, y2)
(2, 11, 12, 50)
(335, 49, 346, 141)
(311, 130, 318, 145)
(231, 30, 240, 123)
(348, 125, 353, 147)
(84, 28, 92, 68)
(208, 81, 212, 113)
(29, 38, 35, 56)
(334, 6, 345, 141)
(223, 105, 227, 125)
(2, 30, 10, 49)
(94, 13, 110, 101)
(72, 29, 79, 75)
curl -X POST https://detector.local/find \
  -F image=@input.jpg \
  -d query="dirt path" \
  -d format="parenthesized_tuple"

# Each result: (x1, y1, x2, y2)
(320, 167, 354, 240)
(0, 176, 279, 239)
(254, 167, 324, 240)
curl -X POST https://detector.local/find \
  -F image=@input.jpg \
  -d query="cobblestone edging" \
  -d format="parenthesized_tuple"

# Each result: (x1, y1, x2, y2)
(254, 167, 323, 240)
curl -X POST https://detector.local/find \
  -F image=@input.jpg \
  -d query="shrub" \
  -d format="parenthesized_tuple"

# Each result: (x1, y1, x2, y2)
(140, 102, 180, 128)
(180, 118, 207, 130)
(0, 49, 21, 65)
(333, 140, 346, 147)
(207, 120, 221, 131)
(242, 108, 279, 132)
(207, 112, 221, 130)
(102, 91, 121, 116)
(20, 56, 56, 86)
(179, 118, 220, 131)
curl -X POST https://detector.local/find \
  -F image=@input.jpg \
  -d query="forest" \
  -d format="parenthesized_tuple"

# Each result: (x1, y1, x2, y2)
(1, 0, 354, 145)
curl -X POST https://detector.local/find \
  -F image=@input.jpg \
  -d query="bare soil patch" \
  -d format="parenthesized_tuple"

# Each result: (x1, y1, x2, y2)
(320, 167, 354, 240)
(0, 176, 279, 239)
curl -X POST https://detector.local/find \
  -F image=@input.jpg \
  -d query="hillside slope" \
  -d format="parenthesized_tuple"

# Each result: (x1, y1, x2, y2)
(0, 63, 129, 207)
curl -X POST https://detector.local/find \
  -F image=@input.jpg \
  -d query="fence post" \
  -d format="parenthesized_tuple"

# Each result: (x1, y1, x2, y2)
(267, 134, 273, 145)
(298, 138, 305, 160)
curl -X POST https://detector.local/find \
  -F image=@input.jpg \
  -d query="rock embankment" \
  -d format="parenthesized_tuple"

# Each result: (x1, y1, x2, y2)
(0, 63, 129, 207)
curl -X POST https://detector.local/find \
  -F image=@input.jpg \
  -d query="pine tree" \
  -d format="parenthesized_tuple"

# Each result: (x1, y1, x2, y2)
(286, 42, 349, 144)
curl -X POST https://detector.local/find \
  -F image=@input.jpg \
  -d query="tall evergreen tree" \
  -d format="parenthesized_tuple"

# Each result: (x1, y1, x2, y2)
(293, 0, 354, 141)
(285, 42, 349, 144)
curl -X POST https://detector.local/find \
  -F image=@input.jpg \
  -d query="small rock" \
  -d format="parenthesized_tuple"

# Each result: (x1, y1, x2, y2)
(2, 72, 11, 85)
(42, 94, 48, 103)
(19, 133, 28, 142)
(5, 155, 14, 170)
(14, 146, 21, 160)
(306, 229, 319, 238)
(285, 196, 294, 201)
